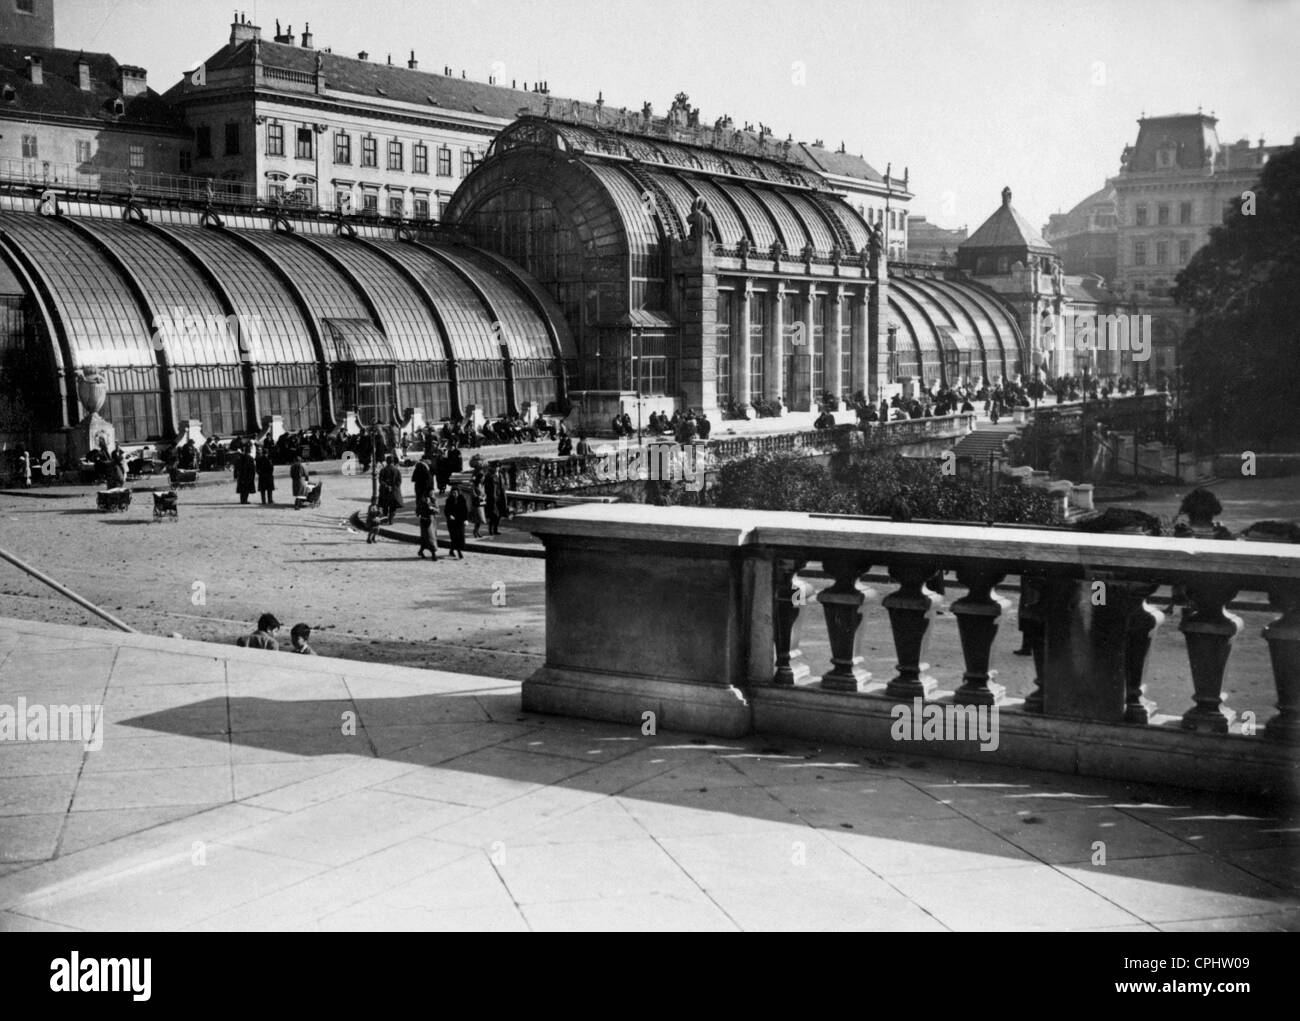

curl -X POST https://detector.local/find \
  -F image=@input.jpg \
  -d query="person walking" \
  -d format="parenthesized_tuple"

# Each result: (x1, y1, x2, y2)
(378, 455, 403, 524)
(416, 492, 439, 560)
(412, 456, 434, 508)
(234, 444, 256, 504)
(469, 469, 487, 539)
(256, 445, 275, 504)
(290, 454, 311, 499)
(444, 481, 469, 558)
(484, 463, 509, 536)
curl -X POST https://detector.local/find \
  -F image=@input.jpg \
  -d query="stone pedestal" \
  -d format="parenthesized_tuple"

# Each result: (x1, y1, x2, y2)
(69, 412, 116, 462)
(177, 419, 205, 447)
(1071, 484, 1094, 511)
(261, 414, 284, 442)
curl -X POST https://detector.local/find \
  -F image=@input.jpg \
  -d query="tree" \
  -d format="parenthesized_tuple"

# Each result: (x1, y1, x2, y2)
(1174, 146, 1300, 448)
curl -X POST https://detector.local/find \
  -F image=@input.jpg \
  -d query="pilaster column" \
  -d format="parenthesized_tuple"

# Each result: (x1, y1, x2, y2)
(737, 279, 752, 407)
(768, 286, 785, 404)
(854, 289, 870, 400)
(803, 285, 817, 411)
(827, 286, 844, 400)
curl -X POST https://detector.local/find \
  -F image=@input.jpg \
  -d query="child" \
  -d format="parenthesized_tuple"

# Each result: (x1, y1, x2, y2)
(289, 623, 317, 656)
(365, 503, 381, 543)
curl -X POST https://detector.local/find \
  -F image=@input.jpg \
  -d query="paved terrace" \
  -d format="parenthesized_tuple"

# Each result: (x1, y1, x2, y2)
(0, 617, 1296, 931)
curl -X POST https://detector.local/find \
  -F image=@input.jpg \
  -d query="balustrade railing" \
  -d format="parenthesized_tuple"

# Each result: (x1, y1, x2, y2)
(523, 505, 1300, 791)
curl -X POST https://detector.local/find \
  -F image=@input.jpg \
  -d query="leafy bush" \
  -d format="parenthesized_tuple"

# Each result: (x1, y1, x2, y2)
(715, 451, 1056, 525)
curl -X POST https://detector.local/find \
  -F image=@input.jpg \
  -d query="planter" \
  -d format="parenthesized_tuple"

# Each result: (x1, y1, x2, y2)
(76, 374, 108, 416)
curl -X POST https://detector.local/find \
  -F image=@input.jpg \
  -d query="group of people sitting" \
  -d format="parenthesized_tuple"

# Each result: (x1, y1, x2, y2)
(236, 613, 316, 655)
(610, 409, 712, 442)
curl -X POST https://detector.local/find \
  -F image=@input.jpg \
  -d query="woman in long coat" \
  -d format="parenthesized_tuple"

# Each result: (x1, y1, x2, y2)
(378, 455, 404, 524)
(235, 444, 256, 504)
(469, 469, 487, 539)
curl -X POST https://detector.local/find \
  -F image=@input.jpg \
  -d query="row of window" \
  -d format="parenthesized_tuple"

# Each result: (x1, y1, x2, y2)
(1133, 200, 1194, 227)
(20, 135, 146, 169)
(856, 204, 906, 232)
(264, 180, 451, 219)
(1132, 238, 1194, 266)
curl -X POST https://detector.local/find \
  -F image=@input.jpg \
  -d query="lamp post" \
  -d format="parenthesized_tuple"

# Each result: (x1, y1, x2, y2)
(633, 326, 644, 443)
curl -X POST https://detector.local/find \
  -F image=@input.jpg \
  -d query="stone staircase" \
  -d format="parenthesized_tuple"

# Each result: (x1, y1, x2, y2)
(951, 421, 1019, 461)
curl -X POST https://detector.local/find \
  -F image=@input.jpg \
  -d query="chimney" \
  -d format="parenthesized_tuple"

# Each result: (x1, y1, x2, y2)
(26, 54, 43, 86)
(273, 20, 293, 44)
(119, 65, 148, 99)
(358, 51, 369, 61)
(75, 54, 91, 92)
(230, 12, 262, 44)
(300, 22, 313, 47)
(407, 50, 418, 70)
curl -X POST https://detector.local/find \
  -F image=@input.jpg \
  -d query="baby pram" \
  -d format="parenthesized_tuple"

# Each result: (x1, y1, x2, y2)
(152, 490, 179, 522)
(96, 487, 132, 513)
(294, 481, 322, 510)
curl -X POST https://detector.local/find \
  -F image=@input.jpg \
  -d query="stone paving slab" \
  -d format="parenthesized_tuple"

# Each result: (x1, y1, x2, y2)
(0, 615, 1296, 932)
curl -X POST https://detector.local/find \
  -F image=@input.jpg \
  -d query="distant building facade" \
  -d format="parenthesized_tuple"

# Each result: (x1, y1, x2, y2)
(906, 215, 967, 265)
(1049, 113, 1296, 379)
(0, 0, 54, 49)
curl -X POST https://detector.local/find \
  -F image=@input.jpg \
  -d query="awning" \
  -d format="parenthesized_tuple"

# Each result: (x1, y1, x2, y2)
(320, 318, 396, 364)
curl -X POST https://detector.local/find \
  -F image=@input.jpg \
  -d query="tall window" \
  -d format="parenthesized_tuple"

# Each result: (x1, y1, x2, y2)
(76, 140, 91, 164)
(1135, 204, 1148, 226)
(1178, 239, 1191, 263)
(461, 148, 478, 177)
(362, 136, 377, 168)
(388, 195, 404, 217)
(812, 296, 825, 393)
(1179, 201, 1192, 224)
(335, 189, 351, 213)
(413, 143, 428, 174)
(1157, 204, 1170, 225)
(16, 0, 35, 13)
(841, 304, 852, 396)
(21, 135, 37, 158)
(438, 198, 450, 220)
(179, 150, 192, 173)
(388, 139, 403, 171)
(266, 123, 284, 157)
(295, 127, 313, 159)
(225, 122, 240, 156)
(195, 126, 211, 159)
(334, 132, 350, 164)
(749, 295, 765, 400)
(716, 291, 732, 404)
(437, 146, 452, 176)
(1155, 241, 1168, 265)
(362, 192, 378, 213)
(1133, 241, 1147, 266)
(413, 196, 429, 219)
(267, 175, 286, 201)
(129, 144, 144, 169)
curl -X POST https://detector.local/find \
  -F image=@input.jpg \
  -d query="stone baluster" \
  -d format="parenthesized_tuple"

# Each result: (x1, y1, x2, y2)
(1114, 581, 1164, 724)
(951, 567, 1008, 705)
(1179, 579, 1242, 733)
(1263, 581, 1300, 743)
(1016, 573, 1047, 712)
(818, 556, 872, 692)
(772, 558, 810, 686)
(883, 562, 942, 699)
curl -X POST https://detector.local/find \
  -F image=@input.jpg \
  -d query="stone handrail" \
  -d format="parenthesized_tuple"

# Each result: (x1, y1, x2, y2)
(522, 505, 1300, 794)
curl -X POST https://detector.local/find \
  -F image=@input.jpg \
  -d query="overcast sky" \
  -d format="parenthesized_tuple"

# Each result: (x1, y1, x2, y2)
(55, 0, 1300, 231)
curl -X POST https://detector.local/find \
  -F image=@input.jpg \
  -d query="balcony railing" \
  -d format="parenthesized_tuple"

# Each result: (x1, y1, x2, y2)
(523, 505, 1300, 794)
(0, 157, 258, 206)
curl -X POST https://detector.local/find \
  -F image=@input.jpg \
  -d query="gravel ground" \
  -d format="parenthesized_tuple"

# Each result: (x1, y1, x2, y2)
(0, 464, 1293, 727)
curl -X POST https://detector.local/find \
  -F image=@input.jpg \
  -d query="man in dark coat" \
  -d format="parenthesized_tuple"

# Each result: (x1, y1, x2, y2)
(378, 455, 403, 524)
(484, 463, 509, 536)
(443, 481, 469, 558)
(290, 454, 311, 498)
(255, 445, 276, 504)
(412, 457, 434, 507)
(235, 444, 256, 504)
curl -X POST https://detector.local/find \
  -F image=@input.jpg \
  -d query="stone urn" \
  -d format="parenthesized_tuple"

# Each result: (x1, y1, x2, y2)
(75, 366, 108, 416)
